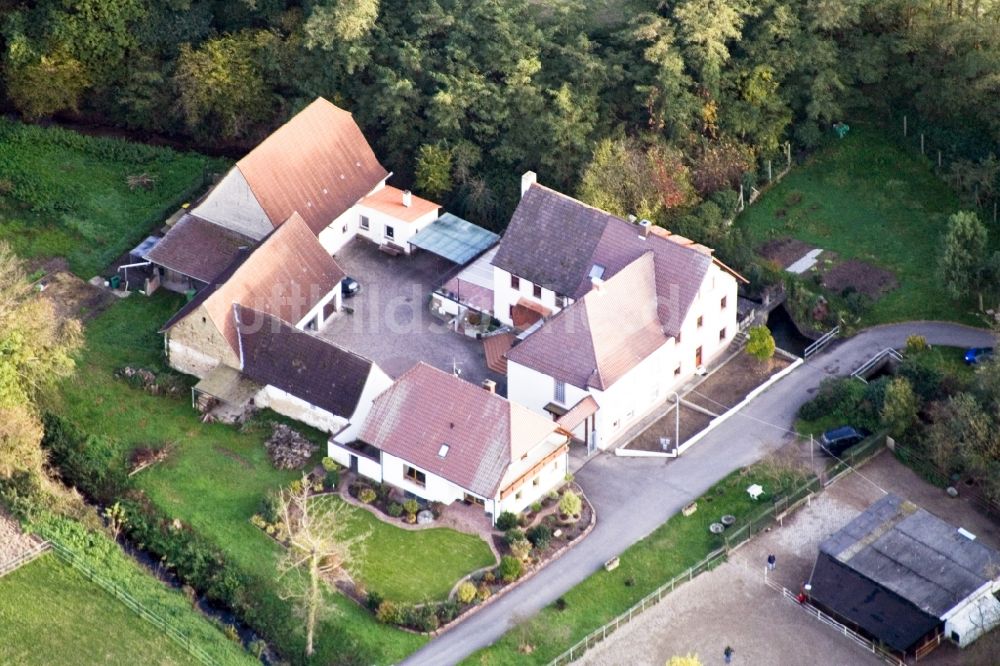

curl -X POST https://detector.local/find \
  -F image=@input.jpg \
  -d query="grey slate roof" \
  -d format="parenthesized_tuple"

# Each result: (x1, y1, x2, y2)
(491, 185, 615, 299)
(147, 213, 254, 283)
(236, 306, 374, 419)
(819, 494, 1000, 619)
(810, 552, 940, 652)
(492, 184, 714, 336)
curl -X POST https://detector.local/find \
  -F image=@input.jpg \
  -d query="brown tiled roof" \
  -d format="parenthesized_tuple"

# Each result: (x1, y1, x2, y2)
(162, 213, 346, 355)
(357, 362, 560, 497)
(236, 98, 389, 235)
(235, 306, 373, 418)
(483, 332, 515, 374)
(507, 253, 670, 390)
(556, 395, 599, 432)
(147, 214, 254, 283)
(493, 183, 715, 336)
(360, 186, 439, 223)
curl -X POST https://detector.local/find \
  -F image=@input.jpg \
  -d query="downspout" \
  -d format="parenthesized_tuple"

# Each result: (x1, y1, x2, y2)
(232, 303, 245, 370)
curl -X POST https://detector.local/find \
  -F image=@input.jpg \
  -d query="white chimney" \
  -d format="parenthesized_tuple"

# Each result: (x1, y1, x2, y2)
(482, 379, 497, 394)
(402, 190, 412, 207)
(521, 171, 537, 198)
(638, 218, 652, 238)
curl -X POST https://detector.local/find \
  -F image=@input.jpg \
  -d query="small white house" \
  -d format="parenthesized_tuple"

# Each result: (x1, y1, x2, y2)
(329, 362, 570, 521)
(495, 176, 742, 451)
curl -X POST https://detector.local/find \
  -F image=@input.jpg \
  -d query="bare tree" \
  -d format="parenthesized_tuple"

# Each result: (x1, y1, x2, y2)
(276, 475, 367, 658)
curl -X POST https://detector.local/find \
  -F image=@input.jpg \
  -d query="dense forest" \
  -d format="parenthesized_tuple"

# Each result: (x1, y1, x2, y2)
(1, 0, 998, 243)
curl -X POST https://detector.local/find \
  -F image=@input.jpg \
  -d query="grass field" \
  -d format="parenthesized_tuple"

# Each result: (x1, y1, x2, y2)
(51, 293, 425, 664)
(0, 555, 199, 665)
(464, 461, 812, 664)
(0, 119, 225, 277)
(315, 495, 495, 603)
(738, 123, 977, 325)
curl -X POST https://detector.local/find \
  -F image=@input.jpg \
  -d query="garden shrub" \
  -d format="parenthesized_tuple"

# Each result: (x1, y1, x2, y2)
(526, 524, 552, 550)
(366, 590, 384, 612)
(376, 600, 402, 624)
(559, 490, 582, 518)
(321, 457, 339, 472)
(437, 599, 460, 623)
(407, 604, 440, 632)
(906, 335, 929, 353)
(323, 468, 339, 490)
(359, 487, 377, 504)
(499, 555, 523, 582)
(403, 499, 420, 517)
(429, 501, 445, 518)
(530, 501, 542, 513)
(457, 581, 477, 604)
(259, 492, 281, 524)
(798, 377, 867, 423)
(388, 502, 403, 518)
(502, 528, 525, 546)
(495, 511, 518, 531)
(509, 538, 532, 562)
(476, 583, 492, 602)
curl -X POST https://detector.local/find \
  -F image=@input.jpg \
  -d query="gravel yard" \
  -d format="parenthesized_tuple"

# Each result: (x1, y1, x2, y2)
(577, 451, 1000, 666)
(0, 512, 42, 568)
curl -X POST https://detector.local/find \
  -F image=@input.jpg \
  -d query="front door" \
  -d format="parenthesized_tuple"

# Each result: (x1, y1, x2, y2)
(350, 455, 359, 473)
(695, 345, 703, 368)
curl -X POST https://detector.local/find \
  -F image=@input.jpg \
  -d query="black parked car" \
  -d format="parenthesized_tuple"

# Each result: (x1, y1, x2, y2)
(341, 276, 360, 298)
(819, 426, 870, 457)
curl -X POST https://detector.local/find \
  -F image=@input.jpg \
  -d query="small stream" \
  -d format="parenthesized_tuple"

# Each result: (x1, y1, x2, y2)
(766, 304, 813, 357)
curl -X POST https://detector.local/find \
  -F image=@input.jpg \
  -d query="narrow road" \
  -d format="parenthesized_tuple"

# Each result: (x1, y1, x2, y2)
(401, 322, 994, 666)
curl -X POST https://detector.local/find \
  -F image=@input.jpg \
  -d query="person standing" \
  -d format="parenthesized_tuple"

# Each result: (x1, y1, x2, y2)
(767, 554, 776, 572)
(724, 645, 735, 664)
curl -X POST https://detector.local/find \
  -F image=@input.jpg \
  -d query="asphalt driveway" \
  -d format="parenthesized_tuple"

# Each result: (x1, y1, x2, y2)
(401, 321, 995, 666)
(320, 239, 504, 388)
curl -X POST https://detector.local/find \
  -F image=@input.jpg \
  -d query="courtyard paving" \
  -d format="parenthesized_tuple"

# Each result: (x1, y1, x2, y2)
(320, 239, 505, 389)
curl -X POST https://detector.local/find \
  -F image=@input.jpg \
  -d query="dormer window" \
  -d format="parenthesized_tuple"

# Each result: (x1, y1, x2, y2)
(588, 264, 606, 280)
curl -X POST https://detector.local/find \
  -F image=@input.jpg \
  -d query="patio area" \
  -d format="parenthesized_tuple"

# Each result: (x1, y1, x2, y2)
(321, 239, 505, 390)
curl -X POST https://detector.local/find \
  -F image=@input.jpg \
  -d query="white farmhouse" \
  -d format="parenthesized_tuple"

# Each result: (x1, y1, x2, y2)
(495, 173, 744, 451)
(329, 362, 570, 523)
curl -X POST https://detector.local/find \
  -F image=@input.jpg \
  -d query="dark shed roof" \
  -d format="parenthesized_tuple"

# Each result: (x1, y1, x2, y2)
(147, 214, 255, 283)
(236, 306, 374, 419)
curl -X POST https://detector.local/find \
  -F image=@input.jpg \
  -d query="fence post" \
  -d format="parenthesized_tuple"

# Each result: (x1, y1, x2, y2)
(920, 133, 925, 154)
(903, 115, 907, 136)
(938, 150, 942, 168)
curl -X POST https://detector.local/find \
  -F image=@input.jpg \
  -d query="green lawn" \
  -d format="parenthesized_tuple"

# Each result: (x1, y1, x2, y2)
(0, 555, 198, 665)
(464, 461, 813, 664)
(315, 495, 495, 603)
(738, 122, 976, 325)
(0, 119, 225, 277)
(50, 293, 425, 664)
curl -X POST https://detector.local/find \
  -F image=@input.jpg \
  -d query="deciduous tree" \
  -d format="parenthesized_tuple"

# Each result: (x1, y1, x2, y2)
(938, 210, 988, 299)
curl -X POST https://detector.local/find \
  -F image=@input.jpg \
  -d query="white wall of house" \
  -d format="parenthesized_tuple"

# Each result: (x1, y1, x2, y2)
(317, 205, 362, 255)
(254, 385, 349, 434)
(355, 204, 438, 253)
(166, 339, 222, 379)
(333, 365, 394, 445)
(381, 452, 469, 504)
(944, 581, 1000, 648)
(327, 441, 384, 482)
(294, 288, 342, 332)
(492, 266, 571, 327)
(587, 339, 679, 449)
(506, 362, 590, 425)
(670, 263, 739, 374)
(496, 453, 567, 515)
